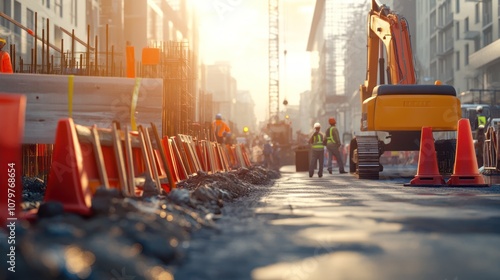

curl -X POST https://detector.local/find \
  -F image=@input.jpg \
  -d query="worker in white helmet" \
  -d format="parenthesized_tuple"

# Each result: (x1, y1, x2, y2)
(308, 122, 325, 178)
(474, 105, 487, 131)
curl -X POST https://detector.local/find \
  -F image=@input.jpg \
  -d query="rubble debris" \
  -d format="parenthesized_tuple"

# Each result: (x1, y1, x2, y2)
(1, 166, 278, 280)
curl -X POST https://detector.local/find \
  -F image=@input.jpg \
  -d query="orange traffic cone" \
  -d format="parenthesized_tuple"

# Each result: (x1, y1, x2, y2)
(447, 118, 488, 187)
(44, 119, 93, 215)
(405, 127, 445, 187)
(0, 94, 26, 227)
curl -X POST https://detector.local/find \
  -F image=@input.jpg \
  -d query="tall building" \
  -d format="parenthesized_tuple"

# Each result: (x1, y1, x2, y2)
(234, 90, 257, 133)
(456, 0, 500, 99)
(298, 90, 312, 135)
(343, 1, 370, 137)
(204, 61, 236, 126)
(416, 0, 500, 100)
(416, 0, 454, 86)
(307, 0, 367, 137)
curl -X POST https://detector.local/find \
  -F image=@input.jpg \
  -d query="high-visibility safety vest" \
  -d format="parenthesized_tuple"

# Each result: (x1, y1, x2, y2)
(326, 127, 337, 144)
(478, 115, 486, 127)
(312, 134, 324, 150)
(212, 120, 230, 138)
(0, 51, 13, 73)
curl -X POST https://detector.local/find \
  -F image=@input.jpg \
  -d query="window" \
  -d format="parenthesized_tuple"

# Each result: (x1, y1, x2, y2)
(455, 21, 460, 40)
(475, 3, 479, 23)
(456, 51, 460, 71)
(483, 26, 493, 46)
(465, 44, 469, 65)
(464, 17, 469, 32)
(456, 0, 460, 13)
(483, 0, 492, 26)
(27, 9, 34, 48)
(474, 37, 480, 51)
(71, 0, 78, 26)
(46, 0, 50, 9)
(1, 0, 12, 28)
(14, 1, 21, 35)
(55, 0, 63, 18)
(54, 25, 62, 47)
(430, 11, 437, 33)
(430, 36, 437, 58)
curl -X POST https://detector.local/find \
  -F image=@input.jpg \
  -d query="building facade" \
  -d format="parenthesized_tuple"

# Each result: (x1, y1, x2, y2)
(0, 0, 88, 71)
(416, 0, 500, 101)
(307, 0, 368, 138)
(0, 0, 198, 72)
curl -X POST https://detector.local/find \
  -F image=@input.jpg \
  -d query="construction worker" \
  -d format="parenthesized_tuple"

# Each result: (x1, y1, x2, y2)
(0, 37, 13, 73)
(212, 113, 231, 144)
(262, 137, 273, 168)
(474, 105, 487, 130)
(309, 122, 325, 178)
(324, 117, 347, 174)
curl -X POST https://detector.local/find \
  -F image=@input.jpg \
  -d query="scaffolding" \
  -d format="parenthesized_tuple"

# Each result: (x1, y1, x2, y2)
(2, 13, 197, 180)
(321, 0, 368, 115)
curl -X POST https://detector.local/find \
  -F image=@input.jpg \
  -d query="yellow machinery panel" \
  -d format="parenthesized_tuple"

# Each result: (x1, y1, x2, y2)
(361, 85, 461, 131)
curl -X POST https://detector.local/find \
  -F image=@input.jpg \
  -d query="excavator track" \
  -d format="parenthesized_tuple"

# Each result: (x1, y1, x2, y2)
(354, 135, 381, 179)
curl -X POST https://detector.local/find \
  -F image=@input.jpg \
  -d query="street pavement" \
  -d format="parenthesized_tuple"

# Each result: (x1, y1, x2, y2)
(173, 164, 500, 280)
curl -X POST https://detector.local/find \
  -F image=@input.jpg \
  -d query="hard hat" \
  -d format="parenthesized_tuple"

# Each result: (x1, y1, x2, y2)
(328, 117, 336, 125)
(476, 105, 483, 112)
(314, 122, 321, 129)
(0, 37, 6, 44)
(215, 113, 222, 120)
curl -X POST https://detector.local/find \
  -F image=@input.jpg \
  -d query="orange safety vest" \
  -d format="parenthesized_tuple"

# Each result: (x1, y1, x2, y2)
(212, 120, 230, 138)
(0, 51, 13, 73)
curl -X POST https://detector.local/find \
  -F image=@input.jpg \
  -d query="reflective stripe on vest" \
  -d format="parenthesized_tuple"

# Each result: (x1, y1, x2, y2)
(312, 134, 324, 149)
(478, 115, 486, 126)
(327, 127, 336, 144)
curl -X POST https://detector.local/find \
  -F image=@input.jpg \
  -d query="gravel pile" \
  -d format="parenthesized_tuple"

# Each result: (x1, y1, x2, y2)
(21, 177, 46, 211)
(1, 166, 279, 280)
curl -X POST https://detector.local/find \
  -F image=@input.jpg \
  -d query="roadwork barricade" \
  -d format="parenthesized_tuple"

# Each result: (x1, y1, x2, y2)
(41, 118, 253, 216)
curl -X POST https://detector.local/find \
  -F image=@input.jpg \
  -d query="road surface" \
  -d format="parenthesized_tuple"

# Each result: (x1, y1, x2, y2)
(173, 165, 500, 280)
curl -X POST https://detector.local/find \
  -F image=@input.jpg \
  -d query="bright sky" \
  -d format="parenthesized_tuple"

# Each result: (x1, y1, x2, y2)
(194, 0, 316, 123)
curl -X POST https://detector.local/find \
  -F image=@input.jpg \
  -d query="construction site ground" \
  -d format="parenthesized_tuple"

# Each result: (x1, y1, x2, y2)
(173, 164, 500, 280)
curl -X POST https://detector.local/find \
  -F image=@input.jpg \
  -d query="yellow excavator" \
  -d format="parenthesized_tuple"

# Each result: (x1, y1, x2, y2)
(349, 0, 461, 179)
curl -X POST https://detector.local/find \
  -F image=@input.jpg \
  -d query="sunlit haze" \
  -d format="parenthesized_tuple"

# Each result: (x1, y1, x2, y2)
(194, 0, 316, 123)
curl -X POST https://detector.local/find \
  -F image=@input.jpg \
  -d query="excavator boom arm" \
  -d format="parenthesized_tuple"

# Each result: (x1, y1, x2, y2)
(362, 0, 416, 102)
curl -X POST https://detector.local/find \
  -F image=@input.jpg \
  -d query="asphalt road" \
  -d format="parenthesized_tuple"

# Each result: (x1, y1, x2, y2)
(173, 164, 500, 280)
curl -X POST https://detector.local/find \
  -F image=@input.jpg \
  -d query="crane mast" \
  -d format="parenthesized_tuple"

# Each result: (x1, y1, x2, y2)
(268, 0, 279, 123)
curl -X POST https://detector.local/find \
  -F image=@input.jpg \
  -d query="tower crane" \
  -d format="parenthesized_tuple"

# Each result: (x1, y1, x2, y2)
(265, 0, 293, 166)
(268, 0, 280, 124)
